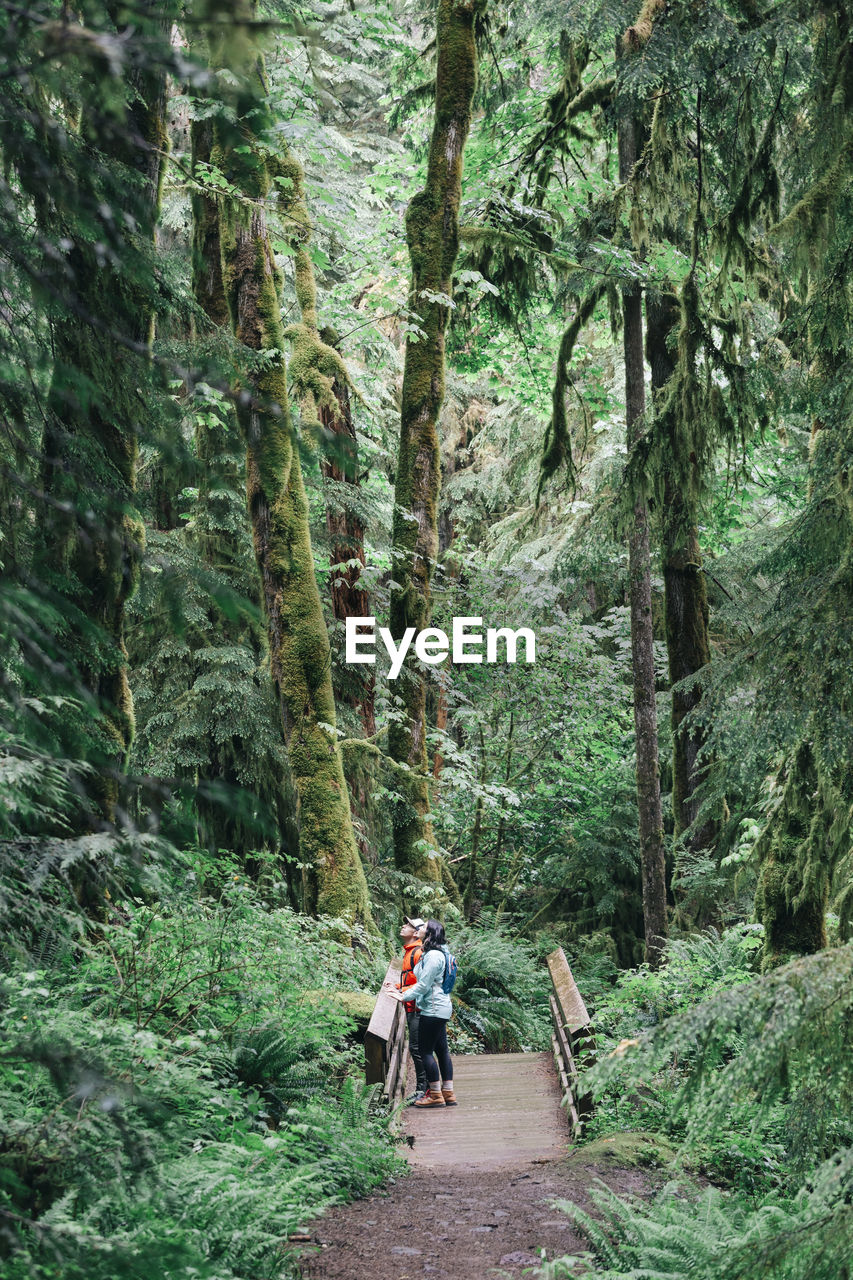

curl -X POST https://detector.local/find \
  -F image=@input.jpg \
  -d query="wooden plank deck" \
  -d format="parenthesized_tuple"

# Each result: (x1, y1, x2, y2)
(403, 1051, 569, 1170)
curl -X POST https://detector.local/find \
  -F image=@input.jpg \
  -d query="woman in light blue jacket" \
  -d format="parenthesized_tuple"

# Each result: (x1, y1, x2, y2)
(385, 919, 456, 1107)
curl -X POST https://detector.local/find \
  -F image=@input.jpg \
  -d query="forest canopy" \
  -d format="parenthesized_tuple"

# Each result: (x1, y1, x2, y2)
(0, 0, 851, 1277)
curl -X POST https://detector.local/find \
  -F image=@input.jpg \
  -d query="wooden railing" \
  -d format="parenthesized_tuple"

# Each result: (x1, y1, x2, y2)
(364, 958, 408, 1107)
(547, 946, 594, 1132)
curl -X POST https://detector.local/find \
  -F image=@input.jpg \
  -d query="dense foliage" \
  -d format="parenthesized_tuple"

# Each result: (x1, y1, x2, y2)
(1, 0, 852, 1276)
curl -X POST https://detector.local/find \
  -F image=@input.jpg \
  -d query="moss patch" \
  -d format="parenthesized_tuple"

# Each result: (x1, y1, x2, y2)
(302, 990, 377, 1022)
(569, 1131, 679, 1170)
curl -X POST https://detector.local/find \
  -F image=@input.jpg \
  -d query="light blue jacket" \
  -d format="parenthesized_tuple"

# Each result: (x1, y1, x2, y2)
(408, 946, 453, 1019)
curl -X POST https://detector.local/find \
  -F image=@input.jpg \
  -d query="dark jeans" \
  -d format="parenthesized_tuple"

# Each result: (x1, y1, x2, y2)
(418, 1014, 453, 1085)
(406, 1008, 427, 1092)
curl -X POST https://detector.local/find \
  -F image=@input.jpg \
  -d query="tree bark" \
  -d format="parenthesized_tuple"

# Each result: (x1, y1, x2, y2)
(273, 150, 379, 861)
(271, 149, 375, 737)
(317, 335, 376, 863)
(485, 709, 513, 906)
(463, 726, 487, 919)
(618, 96, 668, 968)
(318, 331, 376, 737)
(207, 2, 374, 930)
(389, 0, 478, 881)
(645, 295, 715, 861)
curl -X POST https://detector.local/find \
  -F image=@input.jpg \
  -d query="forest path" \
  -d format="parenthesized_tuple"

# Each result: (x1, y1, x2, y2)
(292, 1053, 655, 1280)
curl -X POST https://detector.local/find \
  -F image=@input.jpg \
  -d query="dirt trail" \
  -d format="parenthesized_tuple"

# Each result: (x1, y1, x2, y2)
(293, 1152, 653, 1280)
(290, 1052, 657, 1280)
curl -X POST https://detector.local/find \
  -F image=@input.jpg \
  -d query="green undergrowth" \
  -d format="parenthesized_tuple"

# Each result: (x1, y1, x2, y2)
(574, 925, 765, 1151)
(0, 853, 404, 1280)
(545, 932, 853, 1279)
(447, 916, 553, 1054)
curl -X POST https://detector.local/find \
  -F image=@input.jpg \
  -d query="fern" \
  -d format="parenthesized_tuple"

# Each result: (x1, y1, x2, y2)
(545, 1155, 853, 1280)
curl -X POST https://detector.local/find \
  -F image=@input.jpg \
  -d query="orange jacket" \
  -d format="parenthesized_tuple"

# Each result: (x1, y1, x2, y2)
(400, 940, 423, 1013)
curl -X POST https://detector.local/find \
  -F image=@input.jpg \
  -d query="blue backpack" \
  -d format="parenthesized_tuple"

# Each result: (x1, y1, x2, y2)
(441, 947, 458, 994)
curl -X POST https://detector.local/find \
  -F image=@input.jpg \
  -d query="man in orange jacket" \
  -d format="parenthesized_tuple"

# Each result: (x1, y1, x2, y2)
(399, 916, 427, 1103)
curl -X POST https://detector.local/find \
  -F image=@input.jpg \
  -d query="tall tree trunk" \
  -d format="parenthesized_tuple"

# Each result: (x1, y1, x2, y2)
(38, 2, 173, 819)
(646, 295, 715, 869)
(754, 391, 851, 968)
(432, 670, 449, 782)
(317, 330, 376, 738)
(206, 1, 374, 930)
(485, 709, 513, 906)
(189, 108, 299, 875)
(389, 0, 478, 881)
(463, 726, 487, 919)
(274, 152, 379, 863)
(618, 81, 667, 968)
(752, 4, 853, 967)
(317, 333, 377, 863)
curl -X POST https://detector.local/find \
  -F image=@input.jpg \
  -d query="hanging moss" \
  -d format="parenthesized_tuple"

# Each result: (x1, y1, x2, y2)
(538, 284, 606, 499)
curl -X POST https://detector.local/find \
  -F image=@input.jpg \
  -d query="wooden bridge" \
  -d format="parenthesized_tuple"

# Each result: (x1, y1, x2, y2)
(291, 952, 597, 1278)
(363, 946, 594, 1168)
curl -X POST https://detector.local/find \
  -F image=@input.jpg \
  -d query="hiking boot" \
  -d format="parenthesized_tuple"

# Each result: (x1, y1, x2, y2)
(414, 1088, 445, 1107)
(405, 1090, 426, 1106)
(441, 1087, 457, 1106)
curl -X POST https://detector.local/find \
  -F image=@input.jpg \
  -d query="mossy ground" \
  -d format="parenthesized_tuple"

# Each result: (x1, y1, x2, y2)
(569, 1129, 679, 1170)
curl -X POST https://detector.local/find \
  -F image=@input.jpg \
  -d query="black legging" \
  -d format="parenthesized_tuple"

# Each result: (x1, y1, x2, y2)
(418, 1014, 453, 1084)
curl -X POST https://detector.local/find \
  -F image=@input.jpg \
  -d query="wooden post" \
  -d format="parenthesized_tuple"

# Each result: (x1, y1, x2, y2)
(364, 959, 408, 1109)
(547, 947, 594, 1128)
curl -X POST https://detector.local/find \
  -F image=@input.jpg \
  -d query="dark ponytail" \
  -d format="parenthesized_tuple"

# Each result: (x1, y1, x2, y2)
(421, 919, 446, 953)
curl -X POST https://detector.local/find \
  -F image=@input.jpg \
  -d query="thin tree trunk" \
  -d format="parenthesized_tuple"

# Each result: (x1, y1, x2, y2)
(389, 0, 478, 881)
(485, 709, 514, 906)
(207, 1, 374, 930)
(618, 90, 667, 969)
(432, 669, 448, 782)
(646, 295, 715, 865)
(463, 726, 487, 919)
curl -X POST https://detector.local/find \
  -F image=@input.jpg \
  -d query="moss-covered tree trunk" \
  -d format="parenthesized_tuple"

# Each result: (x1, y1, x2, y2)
(274, 151, 379, 861)
(319, 365, 375, 731)
(205, 1, 374, 929)
(753, 4, 853, 967)
(618, 83, 667, 969)
(646, 295, 715, 864)
(754, 413, 852, 968)
(389, 0, 478, 881)
(754, 743, 828, 971)
(38, 2, 173, 818)
(189, 107, 298, 871)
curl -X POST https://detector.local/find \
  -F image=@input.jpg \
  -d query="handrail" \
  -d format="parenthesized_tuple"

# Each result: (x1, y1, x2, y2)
(547, 946, 594, 1132)
(364, 958, 408, 1107)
